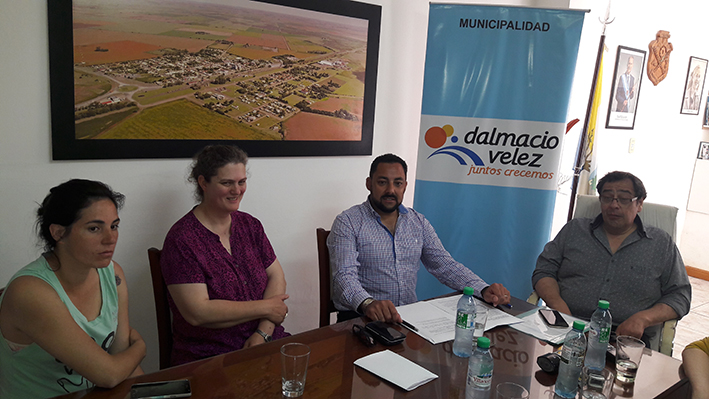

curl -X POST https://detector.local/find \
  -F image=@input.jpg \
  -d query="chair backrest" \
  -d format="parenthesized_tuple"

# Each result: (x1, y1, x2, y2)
(316, 228, 337, 328)
(573, 194, 679, 241)
(148, 247, 172, 369)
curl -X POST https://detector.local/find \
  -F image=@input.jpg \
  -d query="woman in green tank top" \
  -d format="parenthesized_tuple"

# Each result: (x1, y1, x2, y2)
(0, 179, 146, 399)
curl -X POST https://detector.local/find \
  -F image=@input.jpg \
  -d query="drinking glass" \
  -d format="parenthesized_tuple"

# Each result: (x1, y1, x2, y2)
(614, 335, 645, 390)
(581, 366, 614, 398)
(495, 382, 529, 399)
(281, 343, 311, 397)
(473, 307, 489, 345)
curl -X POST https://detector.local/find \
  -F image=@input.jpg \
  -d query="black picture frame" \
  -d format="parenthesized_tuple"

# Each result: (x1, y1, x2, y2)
(48, 0, 381, 160)
(680, 57, 708, 115)
(699, 142, 709, 160)
(605, 46, 646, 130)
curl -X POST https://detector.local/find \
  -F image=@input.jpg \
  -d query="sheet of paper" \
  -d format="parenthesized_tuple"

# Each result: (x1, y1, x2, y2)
(397, 301, 456, 344)
(354, 349, 438, 391)
(509, 308, 584, 345)
(396, 295, 523, 344)
(427, 295, 524, 331)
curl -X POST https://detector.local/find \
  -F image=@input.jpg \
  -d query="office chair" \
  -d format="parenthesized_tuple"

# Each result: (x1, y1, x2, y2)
(573, 194, 678, 241)
(316, 228, 337, 327)
(148, 247, 173, 369)
(529, 195, 680, 356)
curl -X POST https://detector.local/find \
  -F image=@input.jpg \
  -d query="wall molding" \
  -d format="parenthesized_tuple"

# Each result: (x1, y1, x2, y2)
(686, 266, 709, 281)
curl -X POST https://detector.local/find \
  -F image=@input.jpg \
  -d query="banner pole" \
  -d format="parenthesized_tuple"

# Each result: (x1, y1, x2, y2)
(567, 34, 605, 221)
(567, 2, 614, 221)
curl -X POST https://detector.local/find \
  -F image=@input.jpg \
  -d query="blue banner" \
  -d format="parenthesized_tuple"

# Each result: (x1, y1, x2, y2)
(414, 5, 585, 300)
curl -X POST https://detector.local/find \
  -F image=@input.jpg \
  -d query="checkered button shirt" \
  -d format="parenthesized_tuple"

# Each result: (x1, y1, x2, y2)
(328, 199, 488, 312)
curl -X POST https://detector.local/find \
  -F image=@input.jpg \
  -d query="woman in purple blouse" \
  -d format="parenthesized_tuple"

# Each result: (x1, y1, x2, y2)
(160, 145, 289, 366)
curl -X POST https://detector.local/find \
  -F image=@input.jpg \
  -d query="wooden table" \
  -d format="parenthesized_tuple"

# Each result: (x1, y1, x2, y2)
(54, 297, 689, 398)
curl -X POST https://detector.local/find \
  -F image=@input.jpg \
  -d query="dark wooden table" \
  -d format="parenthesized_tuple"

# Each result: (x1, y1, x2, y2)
(53, 297, 689, 398)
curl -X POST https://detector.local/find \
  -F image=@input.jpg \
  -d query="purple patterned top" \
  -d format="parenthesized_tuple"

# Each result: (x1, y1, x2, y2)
(161, 210, 288, 366)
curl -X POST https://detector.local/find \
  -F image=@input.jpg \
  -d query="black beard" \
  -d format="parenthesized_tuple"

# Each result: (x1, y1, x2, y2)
(369, 195, 399, 214)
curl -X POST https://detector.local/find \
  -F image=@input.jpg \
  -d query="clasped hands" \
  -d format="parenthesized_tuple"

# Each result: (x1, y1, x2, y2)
(245, 294, 289, 348)
(264, 294, 289, 325)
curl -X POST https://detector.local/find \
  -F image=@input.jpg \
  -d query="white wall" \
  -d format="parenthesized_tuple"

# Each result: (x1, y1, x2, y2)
(1, 0, 707, 373)
(560, 0, 709, 271)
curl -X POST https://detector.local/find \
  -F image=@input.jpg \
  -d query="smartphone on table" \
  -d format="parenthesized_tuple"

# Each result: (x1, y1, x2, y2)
(538, 308, 569, 328)
(130, 379, 192, 399)
(365, 321, 406, 345)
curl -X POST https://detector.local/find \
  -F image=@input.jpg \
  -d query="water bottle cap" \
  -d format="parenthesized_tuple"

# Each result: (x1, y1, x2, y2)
(572, 320, 586, 331)
(598, 300, 610, 310)
(477, 337, 490, 348)
(463, 287, 474, 296)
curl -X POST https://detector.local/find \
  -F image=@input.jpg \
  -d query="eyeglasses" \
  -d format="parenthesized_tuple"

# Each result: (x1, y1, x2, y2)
(600, 195, 638, 206)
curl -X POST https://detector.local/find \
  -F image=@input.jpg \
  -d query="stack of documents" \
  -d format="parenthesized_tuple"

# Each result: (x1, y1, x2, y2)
(396, 295, 522, 344)
(354, 349, 438, 391)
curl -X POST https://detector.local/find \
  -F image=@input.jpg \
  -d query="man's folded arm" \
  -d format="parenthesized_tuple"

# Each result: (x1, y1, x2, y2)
(533, 277, 572, 315)
(532, 235, 572, 314)
(616, 303, 678, 338)
(655, 242, 692, 321)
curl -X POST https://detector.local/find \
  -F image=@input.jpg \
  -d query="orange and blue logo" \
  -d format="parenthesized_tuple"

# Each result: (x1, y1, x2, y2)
(425, 125, 484, 166)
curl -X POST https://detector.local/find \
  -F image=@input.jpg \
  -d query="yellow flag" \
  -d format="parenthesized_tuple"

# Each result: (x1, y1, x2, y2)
(584, 45, 606, 191)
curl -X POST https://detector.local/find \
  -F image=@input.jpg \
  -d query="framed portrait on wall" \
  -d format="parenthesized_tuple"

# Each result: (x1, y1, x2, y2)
(681, 57, 708, 115)
(704, 95, 709, 128)
(606, 46, 646, 130)
(699, 142, 709, 160)
(47, 0, 381, 160)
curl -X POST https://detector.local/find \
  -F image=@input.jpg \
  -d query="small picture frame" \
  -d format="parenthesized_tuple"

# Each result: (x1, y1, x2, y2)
(681, 57, 708, 115)
(703, 95, 709, 128)
(606, 46, 646, 130)
(699, 142, 709, 160)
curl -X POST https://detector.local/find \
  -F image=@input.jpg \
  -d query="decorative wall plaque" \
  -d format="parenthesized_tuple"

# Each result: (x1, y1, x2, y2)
(647, 30, 672, 86)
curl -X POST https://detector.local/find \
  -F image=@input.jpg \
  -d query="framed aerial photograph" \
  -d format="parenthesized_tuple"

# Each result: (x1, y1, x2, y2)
(606, 46, 646, 130)
(681, 57, 708, 115)
(699, 142, 709, 160)
(48, 0, 381, 160)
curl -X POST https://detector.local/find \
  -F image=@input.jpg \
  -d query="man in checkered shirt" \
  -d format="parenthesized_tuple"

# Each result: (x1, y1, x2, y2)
(328, 153, 511, 323)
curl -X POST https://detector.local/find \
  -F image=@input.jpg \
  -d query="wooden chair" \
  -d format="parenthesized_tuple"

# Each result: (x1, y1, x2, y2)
(316, 228, 337, 328)
(148, 247, 172, 369)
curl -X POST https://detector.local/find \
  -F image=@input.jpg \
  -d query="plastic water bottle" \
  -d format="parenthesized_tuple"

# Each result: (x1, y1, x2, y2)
(466, 337, 494, 399)
(585, 300, 612, 371)
(555, 320, 587, 398)
(453, 287, 476, 357)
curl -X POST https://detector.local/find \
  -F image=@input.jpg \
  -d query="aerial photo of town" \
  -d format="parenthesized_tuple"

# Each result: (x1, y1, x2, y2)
(72, 0, 370, 140)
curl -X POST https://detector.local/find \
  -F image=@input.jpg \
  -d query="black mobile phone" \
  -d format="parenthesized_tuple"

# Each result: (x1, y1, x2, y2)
(130, 380, 192, 399)
(365, 321, 406, 345)
(538, 309, 569, 328)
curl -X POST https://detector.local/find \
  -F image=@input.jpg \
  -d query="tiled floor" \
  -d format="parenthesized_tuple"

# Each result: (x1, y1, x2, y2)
(672, 276, 709, 360)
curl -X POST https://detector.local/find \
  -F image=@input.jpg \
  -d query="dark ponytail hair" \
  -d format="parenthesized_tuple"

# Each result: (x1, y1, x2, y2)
(36, 179, 125, 251)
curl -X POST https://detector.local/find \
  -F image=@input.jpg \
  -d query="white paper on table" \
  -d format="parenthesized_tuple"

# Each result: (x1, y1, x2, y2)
(396, 301, 456, 344)
(509, 308, 585, 345)
(353, 349, 438, 391)
(427, 295, 523, 332)
(396, 295, 523, 344)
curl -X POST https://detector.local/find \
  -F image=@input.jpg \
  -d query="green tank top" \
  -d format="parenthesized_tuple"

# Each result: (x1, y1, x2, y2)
(0, 256, 119, 399)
